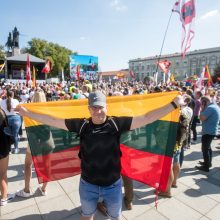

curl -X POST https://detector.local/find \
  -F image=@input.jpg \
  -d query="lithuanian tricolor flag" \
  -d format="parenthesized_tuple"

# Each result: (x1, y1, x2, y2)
(22, 91, 180, 192)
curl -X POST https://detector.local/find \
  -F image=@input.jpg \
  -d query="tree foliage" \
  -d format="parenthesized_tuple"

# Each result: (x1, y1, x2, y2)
(0, 45, 6, 60)
(25, 38, 77, 78)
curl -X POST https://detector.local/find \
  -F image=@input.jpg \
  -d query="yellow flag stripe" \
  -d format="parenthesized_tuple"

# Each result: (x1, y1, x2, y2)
(23, 91, 179, 127)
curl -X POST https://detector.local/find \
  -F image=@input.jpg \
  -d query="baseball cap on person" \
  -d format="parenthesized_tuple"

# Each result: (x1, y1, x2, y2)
(88, 91, 106, 107)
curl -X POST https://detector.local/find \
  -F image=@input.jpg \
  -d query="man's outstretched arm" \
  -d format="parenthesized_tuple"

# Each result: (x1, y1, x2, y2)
(130, 95, 182, 130)
(15, 105, 68, 130)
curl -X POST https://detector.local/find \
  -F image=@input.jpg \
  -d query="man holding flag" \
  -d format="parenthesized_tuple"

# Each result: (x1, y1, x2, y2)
(15, 92, 183, 220)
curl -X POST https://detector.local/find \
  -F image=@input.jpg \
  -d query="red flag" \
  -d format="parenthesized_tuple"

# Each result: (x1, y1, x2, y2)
(157, 60, 171, 74)
(173, 0, 196, 58)
(204, 64, 212, 87)
(76, 65, 80, 81)
(26, 54, 31, 84)
(42, 60, 51, 74)
(129, 70, 135, 78)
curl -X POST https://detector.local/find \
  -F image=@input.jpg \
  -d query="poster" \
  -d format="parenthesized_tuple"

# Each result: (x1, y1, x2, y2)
(69, 55, 98, 80)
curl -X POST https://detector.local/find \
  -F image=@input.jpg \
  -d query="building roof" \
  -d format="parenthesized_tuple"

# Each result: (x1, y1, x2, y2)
(6, 53, 45, 63)
(129, 46, 220, 63)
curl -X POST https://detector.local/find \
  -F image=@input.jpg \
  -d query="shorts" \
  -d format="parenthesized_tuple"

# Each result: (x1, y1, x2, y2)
(0, 132, 11, 159)
(173, 150, 180, 164)
(79, 177, 122, 220)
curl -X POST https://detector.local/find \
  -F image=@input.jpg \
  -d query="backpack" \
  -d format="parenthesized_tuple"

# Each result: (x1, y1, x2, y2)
(78, 117, 119, 137)
(76, 117, 119, 159)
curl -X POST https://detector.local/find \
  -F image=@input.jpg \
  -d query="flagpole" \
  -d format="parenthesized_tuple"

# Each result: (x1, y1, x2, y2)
(155, 10, 173, 74)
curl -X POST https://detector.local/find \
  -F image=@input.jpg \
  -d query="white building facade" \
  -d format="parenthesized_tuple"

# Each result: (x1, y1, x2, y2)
(129, 47, 220, 81)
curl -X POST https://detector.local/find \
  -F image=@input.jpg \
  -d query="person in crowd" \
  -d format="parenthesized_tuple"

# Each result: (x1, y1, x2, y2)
(179, 95, 193, 164)
(196, 96, 220, 172)
(15, 91, 182, 220)
(191, 91, 202, 144)
(80, 85, 89, 99)
(0, 90, 22, 154)
(0, 108, 15, 206)
(16, 90, 53, 198)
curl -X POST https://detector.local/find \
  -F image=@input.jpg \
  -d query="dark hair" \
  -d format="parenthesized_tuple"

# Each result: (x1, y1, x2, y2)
(6, 90, 14, 112)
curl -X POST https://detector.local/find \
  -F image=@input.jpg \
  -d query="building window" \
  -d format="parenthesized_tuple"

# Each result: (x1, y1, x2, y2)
(210, 56, 217, 65)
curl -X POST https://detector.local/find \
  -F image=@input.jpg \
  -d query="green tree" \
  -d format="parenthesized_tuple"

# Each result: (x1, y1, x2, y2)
(0, 45, 6, 60)
(25, 38, 77, 78)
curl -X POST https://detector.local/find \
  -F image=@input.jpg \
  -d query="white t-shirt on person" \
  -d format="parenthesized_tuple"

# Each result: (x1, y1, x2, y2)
(0, 98, 20, 116)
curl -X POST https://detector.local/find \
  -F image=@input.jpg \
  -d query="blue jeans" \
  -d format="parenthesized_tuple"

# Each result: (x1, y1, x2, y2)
(79, 177, 122, 220)
(7, 115, 22, 149)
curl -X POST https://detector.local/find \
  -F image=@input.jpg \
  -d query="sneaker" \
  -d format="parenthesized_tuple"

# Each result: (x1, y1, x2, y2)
(39, 187, 47, 196)
(16, 189, 31, 198)
(0, 193, 15, 206)
(12, 148, 20, 154)
(124, 197, 132, 210)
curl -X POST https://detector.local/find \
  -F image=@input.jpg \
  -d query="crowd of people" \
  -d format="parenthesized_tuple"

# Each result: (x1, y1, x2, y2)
(0, 78, 220, 220)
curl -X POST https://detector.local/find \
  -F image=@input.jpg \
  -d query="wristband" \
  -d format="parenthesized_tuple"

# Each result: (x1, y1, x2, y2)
(170, 101, 178, 109)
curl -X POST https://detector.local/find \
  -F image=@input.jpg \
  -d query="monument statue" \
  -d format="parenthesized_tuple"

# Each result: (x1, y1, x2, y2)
(12, 27, 19, 48)
(5, 32, 13, 51)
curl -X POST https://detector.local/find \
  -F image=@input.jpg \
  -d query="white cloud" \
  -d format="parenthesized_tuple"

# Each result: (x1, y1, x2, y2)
(110, 0, 127, 12)
(200, 10, 219, 20)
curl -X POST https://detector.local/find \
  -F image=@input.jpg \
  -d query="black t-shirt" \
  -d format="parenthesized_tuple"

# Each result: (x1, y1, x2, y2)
(65, 116, 132, 186)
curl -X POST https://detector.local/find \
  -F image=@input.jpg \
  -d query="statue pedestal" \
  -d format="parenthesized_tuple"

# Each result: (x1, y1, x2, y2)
(12, 47, 20, 56)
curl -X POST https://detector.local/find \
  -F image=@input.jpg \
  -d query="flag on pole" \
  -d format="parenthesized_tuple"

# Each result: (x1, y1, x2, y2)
(166, 71, 172, 84)
(26, 54, 31, 85)
(129, 70, 135, 79)
(76, 65, 80, 81)
(22, 92, 180, 192)
(154, 72, 158, 85)
(32, 66, 36, 88)
(172, 0, 196, 58)
(42, 59, 51, 74)
(170, 74, 175, 82)
(195, 67, 205, 90)
(0, 62, 5, 72)
(157, 60, 171, 74)
(204, 64, 212, 86)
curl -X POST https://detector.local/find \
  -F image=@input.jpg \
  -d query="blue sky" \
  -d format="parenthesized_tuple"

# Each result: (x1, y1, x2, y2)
(1, 0, 220, 71)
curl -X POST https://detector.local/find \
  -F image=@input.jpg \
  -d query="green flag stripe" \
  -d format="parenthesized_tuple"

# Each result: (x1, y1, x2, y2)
(26, 125, 80, 156)
(26, 120, 177, 157)
(120, 120, 178, 157)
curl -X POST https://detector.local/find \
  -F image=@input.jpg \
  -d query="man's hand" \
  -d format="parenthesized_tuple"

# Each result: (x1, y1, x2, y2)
(173, 95, 185, 107)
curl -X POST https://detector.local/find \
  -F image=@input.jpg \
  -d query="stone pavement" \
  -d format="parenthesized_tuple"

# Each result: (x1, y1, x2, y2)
(0, 124, 220, 220)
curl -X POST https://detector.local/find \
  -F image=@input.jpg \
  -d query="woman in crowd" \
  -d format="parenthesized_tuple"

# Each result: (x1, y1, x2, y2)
(0, 90, 22, 154)
(0, 107, 15, 206)
(16, 90, 54, 197)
